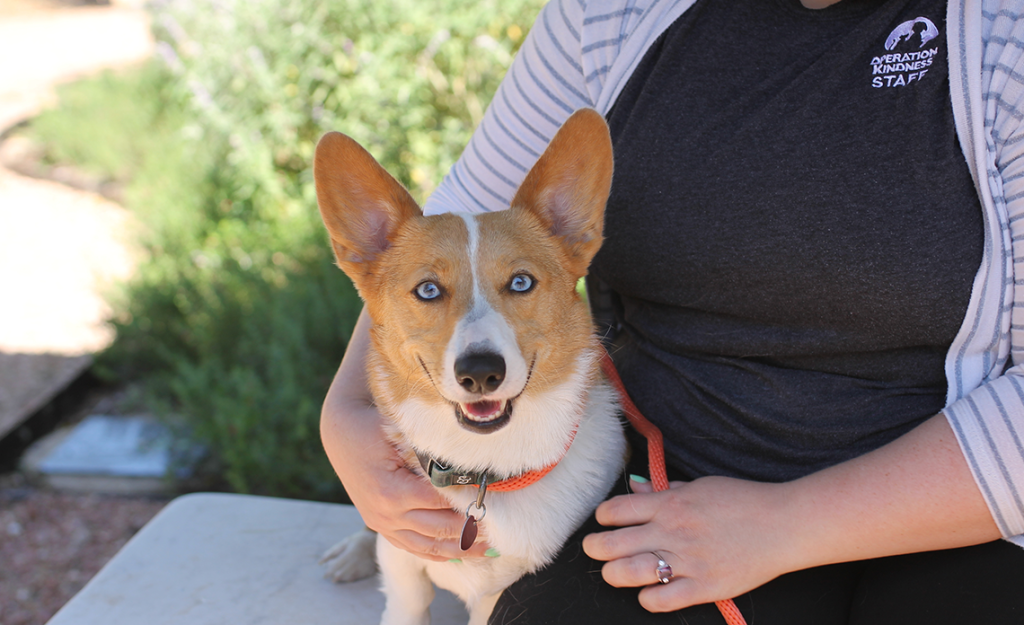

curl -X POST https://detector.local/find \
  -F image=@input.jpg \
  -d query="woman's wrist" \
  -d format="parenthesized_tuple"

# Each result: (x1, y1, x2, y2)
(768, 474, 849, 574)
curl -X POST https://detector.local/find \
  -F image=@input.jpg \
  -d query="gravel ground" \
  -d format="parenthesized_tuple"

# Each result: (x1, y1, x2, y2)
(0, 475, 168, 625)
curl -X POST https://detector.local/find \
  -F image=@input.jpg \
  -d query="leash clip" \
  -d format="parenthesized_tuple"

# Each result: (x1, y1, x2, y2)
(472, 473, 488, 514)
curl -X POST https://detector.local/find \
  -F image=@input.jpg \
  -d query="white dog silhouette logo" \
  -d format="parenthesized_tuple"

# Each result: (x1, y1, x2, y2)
(885, 17, 939, 50)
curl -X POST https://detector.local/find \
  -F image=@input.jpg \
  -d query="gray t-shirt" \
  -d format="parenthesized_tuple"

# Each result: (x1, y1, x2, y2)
(592, 0, 985, 481)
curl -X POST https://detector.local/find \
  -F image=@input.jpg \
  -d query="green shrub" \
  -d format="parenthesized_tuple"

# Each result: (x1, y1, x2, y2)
(26, 63, 189, 184)
(37, 0, 546, 499)
(153, 0, 542, 206)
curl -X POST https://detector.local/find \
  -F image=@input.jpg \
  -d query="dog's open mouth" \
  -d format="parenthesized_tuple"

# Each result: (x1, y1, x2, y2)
(456, 400, 512, 434)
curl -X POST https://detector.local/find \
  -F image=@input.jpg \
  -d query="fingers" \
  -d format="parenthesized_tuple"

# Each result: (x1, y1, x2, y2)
(378, 464, 452, 510)
(379, 507, 494, 561)
(594, 549, 715, 612)
(637, 577, 709, 613)
(385, 528, 493, 562)
(595, 478, 690, 527)
(599, 549, 676, 588)
(356, 464, 450, 527)
(628, 474, 655, 494)
(594, 490, 659, 527)
(350, 463, 495, 561)
(366, 484, 495, 561)
(586, 481, 677, 562)
(402, 507, 464, 538)
(582, 523, 655, 562)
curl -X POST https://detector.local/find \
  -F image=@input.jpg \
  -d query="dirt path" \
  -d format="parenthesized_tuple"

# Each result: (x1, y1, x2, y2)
(0, 0, 152, 356)
(0, 1, 152, 131)
(0, 0, 152, 440)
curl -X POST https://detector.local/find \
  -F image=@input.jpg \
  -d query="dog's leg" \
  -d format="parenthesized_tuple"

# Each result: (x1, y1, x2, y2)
(319, 527, 379, 583)
(467, 593, 500, 625)
(377, 535, 434, 625)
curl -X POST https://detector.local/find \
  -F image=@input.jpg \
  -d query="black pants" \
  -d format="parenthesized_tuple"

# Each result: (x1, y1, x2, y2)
(488, 472, 1024, 625)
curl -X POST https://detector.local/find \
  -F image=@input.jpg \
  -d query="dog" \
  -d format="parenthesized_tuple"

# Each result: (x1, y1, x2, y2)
(313, 108, 627, 625)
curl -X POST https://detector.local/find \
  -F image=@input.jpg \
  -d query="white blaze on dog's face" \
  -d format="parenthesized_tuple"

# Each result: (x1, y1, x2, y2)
(315, 110, 613, 472)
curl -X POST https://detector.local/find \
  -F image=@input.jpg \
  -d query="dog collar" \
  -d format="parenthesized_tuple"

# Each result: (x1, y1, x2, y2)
(416, 452, 494, 488)
(414, 425, 577, 493)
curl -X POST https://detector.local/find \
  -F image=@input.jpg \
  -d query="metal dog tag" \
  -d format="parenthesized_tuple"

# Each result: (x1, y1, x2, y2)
(460, 477, 488, 551)
(460, 514, 478, 551)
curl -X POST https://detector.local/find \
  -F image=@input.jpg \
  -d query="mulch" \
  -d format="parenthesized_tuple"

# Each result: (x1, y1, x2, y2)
(0, 476, 167, 625)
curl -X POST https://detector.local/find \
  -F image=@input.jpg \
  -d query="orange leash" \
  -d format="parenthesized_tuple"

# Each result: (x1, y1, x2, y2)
(600, 349, 748, 625)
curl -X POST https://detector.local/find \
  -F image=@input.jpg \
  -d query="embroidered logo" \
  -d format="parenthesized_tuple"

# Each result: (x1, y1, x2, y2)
(884, 17, 939, 50)
(870, 17, 941, 89)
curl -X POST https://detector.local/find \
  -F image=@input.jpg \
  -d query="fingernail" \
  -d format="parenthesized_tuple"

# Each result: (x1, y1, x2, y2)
(485, 548, 500, 558)
(448, 558, 462, 563)
(629, 474, 649, 483)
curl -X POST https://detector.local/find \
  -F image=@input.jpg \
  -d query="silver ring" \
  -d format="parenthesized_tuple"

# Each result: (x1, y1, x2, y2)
(651, 551, 673, 584)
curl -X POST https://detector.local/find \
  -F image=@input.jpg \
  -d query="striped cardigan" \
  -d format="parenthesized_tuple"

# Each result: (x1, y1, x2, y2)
(422, 0, 1024, 545)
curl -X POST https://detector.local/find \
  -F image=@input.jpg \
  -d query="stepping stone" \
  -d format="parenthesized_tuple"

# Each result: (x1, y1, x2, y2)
(21, 414, 184, 495)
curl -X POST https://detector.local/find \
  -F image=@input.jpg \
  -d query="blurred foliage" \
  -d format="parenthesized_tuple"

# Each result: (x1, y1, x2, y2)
(152, 0, 541, 207)
(26, 0, 543, 499)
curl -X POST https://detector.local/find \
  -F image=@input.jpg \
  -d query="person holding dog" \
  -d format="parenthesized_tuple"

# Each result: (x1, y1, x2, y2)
(321, 0, 1024, 622)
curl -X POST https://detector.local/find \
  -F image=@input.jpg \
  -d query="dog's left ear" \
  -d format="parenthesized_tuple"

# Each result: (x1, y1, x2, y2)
(511, 109, 613, 276)
(314, 131, 421, 289)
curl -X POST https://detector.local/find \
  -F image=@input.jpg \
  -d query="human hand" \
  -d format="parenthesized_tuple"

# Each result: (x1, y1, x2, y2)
(584, 415, 1004, 613)
(582, 476, 795, 612)
(321, 398, 492, 561)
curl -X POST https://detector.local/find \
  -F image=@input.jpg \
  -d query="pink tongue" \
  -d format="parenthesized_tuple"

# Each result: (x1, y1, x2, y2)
(465, 400, 501, 418)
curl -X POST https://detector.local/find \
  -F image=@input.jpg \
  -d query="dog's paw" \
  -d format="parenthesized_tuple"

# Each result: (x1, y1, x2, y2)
(319, 527, 379, 583)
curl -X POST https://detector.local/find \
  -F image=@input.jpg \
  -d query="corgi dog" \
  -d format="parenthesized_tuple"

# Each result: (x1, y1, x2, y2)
(314, 109, 627, 625)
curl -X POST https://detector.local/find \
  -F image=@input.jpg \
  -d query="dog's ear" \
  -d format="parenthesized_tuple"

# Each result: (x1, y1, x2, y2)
(314, 131, 421, 287)
(511, 108, 613, 276)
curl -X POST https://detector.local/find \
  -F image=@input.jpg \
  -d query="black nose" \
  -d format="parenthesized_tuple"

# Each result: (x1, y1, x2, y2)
(454, 352, 506, 394)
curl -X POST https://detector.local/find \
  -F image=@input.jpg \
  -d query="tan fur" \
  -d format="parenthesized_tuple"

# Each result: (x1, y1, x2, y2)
(315, 109, 625, 625)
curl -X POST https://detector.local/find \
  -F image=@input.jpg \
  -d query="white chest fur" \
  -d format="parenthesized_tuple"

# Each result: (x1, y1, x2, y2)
(376, 381, 625, 625)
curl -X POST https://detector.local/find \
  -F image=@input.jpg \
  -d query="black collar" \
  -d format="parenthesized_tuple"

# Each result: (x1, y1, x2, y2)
(415, 450, 501, 488)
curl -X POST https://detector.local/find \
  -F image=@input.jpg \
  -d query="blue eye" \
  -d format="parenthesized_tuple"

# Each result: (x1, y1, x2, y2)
(415, 281, 442, 301)
(509, 274, 534, 293)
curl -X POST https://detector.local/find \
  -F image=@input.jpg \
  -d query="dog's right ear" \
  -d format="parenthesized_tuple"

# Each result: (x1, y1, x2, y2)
(314, 131, 421, 287)
(510, 109, 613, 278)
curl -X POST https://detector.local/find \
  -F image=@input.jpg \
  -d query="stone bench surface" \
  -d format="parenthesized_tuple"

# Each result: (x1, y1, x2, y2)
(46, 493, 466, 625)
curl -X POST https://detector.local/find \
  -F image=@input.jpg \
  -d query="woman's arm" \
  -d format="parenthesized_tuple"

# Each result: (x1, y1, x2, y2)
(320, 308, 491, 560)
(582, 413, 1001, 612)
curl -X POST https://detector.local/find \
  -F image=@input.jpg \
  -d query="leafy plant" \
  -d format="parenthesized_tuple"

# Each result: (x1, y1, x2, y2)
(40, 0, 546, 499)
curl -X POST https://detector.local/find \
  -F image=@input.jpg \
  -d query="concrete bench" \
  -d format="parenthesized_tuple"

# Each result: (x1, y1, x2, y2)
(45, 493, 467, 624)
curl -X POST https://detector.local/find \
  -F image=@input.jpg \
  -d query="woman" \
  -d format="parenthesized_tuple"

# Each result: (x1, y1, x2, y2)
(321, 0, 1024, 622)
